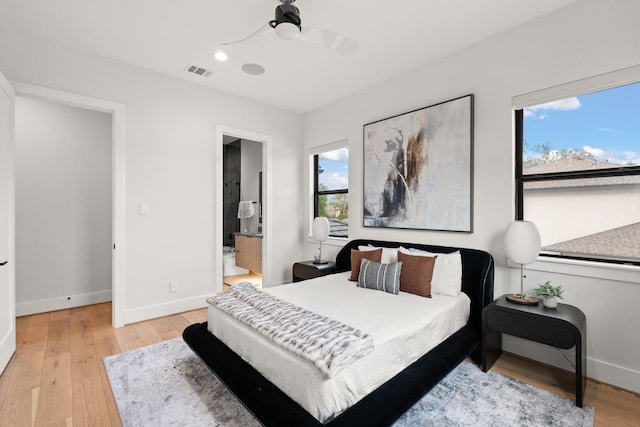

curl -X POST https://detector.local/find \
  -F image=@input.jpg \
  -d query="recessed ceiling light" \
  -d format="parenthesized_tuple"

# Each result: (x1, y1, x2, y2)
(241, 63, 266, 76)
(214, 51, 228, 61)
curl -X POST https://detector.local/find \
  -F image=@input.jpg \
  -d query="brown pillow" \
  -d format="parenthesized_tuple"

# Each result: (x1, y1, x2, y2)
(398, 251, 437, 297)
(349, 248, 383, 281)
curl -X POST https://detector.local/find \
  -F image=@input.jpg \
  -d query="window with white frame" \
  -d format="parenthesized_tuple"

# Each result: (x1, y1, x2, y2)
(515, 79, 640, 265)
(312, 145, 349, 238)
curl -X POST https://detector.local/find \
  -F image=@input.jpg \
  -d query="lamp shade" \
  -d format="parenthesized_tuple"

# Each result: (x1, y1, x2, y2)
(312, 217, 330, 242)
(504, 220, 541, 264)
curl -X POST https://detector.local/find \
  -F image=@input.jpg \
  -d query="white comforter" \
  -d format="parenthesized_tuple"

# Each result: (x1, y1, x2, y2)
(207, 272, 470, 422)
(206, 282, 374, 378)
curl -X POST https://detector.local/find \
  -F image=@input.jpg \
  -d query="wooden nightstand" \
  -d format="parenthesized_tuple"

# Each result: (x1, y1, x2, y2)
(482, 294, 587, 407)
(292, 261, 337, 282)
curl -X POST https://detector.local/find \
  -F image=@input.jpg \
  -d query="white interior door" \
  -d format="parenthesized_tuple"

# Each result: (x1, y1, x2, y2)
(0, 70, 16, 375)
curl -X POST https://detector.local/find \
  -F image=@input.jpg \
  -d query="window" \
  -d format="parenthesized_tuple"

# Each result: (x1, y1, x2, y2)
(313, 146, 349, 238)
(515, 81, 640, 265)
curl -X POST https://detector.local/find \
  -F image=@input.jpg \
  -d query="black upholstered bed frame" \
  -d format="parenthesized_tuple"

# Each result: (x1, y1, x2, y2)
(183, 239, 494, 426)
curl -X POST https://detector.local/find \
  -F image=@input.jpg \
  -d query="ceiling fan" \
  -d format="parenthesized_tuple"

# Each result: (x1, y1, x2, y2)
(221, 0, 358, 56)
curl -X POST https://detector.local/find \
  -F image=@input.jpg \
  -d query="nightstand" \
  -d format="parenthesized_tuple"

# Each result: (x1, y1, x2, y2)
(482, 294, 587, 407)
(292, 261, 337, 282)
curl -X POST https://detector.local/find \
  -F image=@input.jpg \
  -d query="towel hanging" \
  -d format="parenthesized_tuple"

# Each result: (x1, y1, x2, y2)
(237, 201, 255, 219)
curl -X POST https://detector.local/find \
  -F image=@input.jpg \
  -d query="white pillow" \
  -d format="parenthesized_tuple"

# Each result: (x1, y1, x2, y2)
(398, 247, 462, 296)
(358, 245, 399, 264)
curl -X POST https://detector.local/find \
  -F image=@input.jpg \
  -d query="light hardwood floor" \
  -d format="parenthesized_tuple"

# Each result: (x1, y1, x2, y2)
(222, 273, 262, 290)
(0, 302, 638, 426)
(0, 303, 207, 426)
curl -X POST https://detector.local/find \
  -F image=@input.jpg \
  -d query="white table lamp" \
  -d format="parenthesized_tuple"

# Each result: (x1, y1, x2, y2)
(312, 217, 330, 264)
(504, 220, 541, 305)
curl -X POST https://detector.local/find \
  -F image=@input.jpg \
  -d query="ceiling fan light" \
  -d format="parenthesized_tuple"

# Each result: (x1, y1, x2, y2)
(275, 22, 300, 40)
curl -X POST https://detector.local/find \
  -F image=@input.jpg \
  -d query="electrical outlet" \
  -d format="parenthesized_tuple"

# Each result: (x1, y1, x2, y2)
(170, 280, 179, 292)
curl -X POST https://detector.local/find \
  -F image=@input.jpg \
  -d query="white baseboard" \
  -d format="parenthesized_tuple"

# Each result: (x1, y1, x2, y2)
(123, 295, 209, 326)
(586, 356, 640, 395)
(16, 290, 112, 316)
(504, 336, 640, 394)
(0, 328, 16, 376)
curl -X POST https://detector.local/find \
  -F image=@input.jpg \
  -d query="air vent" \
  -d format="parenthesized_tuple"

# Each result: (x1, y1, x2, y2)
(185, 64, 212, 78)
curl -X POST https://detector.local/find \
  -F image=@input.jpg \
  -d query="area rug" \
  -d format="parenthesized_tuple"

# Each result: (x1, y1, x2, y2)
(103, 338, 595, 427)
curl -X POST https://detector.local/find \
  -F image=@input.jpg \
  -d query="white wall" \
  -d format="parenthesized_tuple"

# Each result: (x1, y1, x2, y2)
(15, 96, 112, 314)
(302, 0, 640, 393)
(0, 27, 303, 323)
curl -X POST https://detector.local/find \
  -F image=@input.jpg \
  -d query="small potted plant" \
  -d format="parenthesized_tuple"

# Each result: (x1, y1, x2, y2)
(533, 281, 564, 308)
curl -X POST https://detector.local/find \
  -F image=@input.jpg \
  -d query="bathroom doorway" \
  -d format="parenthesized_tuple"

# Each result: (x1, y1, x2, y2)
(222, 136, 262, 289)
(215, 126, 270, 293)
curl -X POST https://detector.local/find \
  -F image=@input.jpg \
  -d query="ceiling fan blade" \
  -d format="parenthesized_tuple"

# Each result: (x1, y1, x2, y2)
(221, 22, 274, 47)
(299, 26, 358, 56)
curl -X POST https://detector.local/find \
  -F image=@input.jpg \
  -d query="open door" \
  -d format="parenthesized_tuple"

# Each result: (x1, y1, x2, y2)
(216, 126, 271, 294)
(0, 69, 16, 375)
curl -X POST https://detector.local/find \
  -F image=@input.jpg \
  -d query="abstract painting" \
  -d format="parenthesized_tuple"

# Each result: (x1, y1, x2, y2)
(363, 95, 473, 232)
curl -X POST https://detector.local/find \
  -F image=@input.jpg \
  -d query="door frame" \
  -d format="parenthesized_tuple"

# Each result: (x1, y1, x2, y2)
(0, 72, 15, 374)
(215, 125, 271, 291)
(12, 82, 126, 327)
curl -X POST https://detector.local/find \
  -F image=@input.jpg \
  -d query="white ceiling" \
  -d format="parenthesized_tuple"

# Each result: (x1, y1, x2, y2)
(0, 0, 578, 113)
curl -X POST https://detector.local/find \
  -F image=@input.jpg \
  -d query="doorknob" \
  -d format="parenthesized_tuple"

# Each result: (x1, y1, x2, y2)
(0, 261, 7, 266)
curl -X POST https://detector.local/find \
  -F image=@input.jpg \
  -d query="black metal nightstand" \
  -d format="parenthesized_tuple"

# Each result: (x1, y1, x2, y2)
(482, 294, 587, 407)
(292, 261, 337, 282)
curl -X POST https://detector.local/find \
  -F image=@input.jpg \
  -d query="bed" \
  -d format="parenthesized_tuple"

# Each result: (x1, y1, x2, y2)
(183, 238, 494, 426)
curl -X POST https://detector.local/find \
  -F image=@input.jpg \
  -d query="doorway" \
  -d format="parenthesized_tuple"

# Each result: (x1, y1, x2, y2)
(12, 82, 126, 327)
(215, 126, 271, 293)
(15, 96, 111, 315)
(222, 136, 263, 289)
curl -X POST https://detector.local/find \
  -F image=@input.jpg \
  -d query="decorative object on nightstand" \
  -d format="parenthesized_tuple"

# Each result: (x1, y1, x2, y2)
(533, 281, 564, 308)
(312, 216, 330, 264)
(504, 220, 541, 305)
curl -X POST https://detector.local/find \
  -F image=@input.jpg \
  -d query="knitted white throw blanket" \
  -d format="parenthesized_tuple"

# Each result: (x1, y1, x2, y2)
(206, 282, 374, 378)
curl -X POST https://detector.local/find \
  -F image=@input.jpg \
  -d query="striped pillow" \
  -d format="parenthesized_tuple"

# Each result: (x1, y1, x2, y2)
(357, 259, 402, 295)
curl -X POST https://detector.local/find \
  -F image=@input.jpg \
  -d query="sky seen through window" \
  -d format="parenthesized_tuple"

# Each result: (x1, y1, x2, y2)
(523, 81, 640, 168)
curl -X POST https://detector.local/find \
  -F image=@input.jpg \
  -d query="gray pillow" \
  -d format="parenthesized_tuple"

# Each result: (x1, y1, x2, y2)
(357, 259, 402, 295)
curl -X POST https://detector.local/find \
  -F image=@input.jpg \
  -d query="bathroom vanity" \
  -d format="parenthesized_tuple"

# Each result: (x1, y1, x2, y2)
(234, 233, 262, 274)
